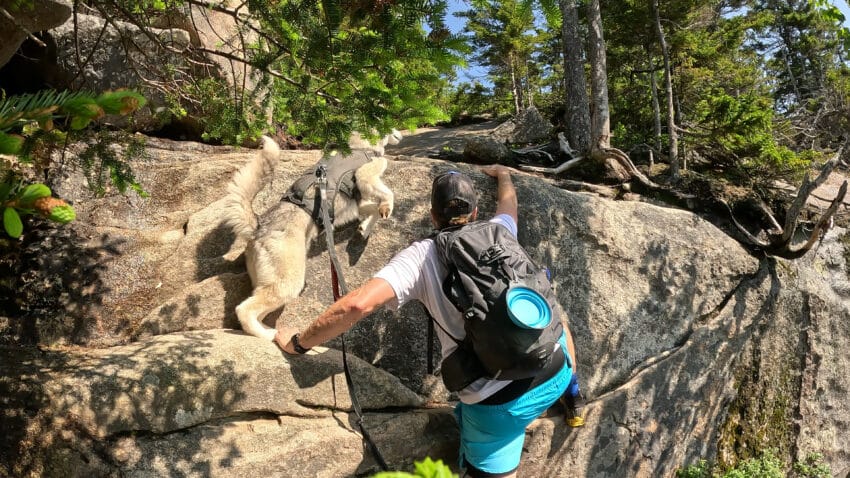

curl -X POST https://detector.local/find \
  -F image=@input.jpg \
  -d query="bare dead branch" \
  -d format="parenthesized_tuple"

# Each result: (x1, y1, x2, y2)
(557, 132, 573, 157)
(755, 200, 783, 234)
(725, 146, 848, 259)
(780, 146, 843, 244)
(554, 179, 619, 198)
(0, 6, 47, 47)
(513, 148, 554, 164)
(776, 180, 847, 259)
(98, 1, 190, 56)
(595, 146, 662, 189)
(722, 199, 771, 247)
(518, 156, 587, 175)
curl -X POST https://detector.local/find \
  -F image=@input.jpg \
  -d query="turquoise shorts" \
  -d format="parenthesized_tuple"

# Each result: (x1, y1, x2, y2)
(454, 357, 571, 475)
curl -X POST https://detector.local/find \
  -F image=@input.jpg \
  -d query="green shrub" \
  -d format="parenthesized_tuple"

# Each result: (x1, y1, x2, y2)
(677, 449, 831, 478)
(371, 457, 457, 478)
(0, 89, 146, 238)
(689, 91, 812, 183)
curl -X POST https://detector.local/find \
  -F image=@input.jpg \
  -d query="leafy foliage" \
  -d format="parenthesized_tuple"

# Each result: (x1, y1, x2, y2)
(457, 0, 541, 115)
(187, 77, 270, 145)
(249, 0, 464, 148)
(439, 82, 497, 120)
(0, 89, 146, 238)
(0, 183, 75, 238)
(100, 0, 465, 147)
(689, 91, 812, 180)
(443, 0, 848, 196)
(371, 457, 458, 478)
(676, 449, 831, 478)
(75, 131, 150, 197)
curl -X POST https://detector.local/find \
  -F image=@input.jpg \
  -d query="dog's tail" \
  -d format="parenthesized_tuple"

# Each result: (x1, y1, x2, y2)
(222, 135, 280, 241)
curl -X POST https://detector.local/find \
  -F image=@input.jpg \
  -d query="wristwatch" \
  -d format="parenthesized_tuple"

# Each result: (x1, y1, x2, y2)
(291, 333, 311, 354)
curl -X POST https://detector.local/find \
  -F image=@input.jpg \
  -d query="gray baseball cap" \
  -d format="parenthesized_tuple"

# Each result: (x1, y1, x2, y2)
(431, 170, 478, 227)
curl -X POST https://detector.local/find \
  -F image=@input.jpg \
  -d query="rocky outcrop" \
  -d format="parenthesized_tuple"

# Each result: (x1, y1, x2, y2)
(521, 240, 850, 477)
(0, 1, 71, 68)
(463, 136, 512, 164)
(151, 1, 266, 108)
(490, 105, 553, 144)
(0, 331, 438, 477)
(1, 135, 849, 477)
(463, 107, 557, 164)
(2, 3, 263, 135)
(49, 13, 191, 131)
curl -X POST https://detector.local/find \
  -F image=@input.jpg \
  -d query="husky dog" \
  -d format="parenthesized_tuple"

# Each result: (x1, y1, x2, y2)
(222, 131, 400, 340)
(348, 129, 403, 156)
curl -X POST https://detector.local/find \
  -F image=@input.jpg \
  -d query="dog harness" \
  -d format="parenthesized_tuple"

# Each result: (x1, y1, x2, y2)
(282, 149, 374, 224)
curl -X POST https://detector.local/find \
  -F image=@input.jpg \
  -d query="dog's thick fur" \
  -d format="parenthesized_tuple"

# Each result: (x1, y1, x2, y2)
(222, 132, 399, 340)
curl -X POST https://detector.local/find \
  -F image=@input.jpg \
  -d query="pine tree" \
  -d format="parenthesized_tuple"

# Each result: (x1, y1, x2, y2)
(87, 0, 466, 147)
(458, 0, 538, 115)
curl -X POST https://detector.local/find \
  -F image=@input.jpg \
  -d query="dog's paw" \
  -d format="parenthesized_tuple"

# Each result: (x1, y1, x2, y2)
(379, 202, 393, 219)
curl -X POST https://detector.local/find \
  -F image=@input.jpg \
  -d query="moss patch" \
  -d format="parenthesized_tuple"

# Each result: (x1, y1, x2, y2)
(716, 328, 799, 470)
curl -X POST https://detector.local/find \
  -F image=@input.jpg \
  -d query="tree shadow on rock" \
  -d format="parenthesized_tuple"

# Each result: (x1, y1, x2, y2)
(1, 332, 250, 476)
(569, 255, 776, 477)
(0, 221, 123, 347)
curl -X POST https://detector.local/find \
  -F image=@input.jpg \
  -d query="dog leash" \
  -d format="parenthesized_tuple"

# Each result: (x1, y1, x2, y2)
(315, 165, 389, 471)
(426, 311, 435, 374)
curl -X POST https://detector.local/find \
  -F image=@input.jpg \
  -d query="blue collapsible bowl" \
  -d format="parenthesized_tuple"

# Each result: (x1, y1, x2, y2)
(506, 286, 552, 329)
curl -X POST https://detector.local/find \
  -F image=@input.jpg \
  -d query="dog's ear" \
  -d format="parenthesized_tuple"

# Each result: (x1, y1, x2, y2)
(261, 135, 280, 150)
(387, 129, 402, 146)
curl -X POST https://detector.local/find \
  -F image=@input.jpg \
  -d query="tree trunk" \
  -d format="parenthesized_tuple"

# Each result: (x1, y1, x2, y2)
(651, 0, 679, 178)
(646, 45, 662, 154)
(587, 0, 610, 149)
(559, 0, 591, 153)
(585, 0, 630, 181)
(510, 55, 521, 115)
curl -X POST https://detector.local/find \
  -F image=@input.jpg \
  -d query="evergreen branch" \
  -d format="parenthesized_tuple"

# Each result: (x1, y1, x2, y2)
(191, 46, 342, 104)
(0, 91, 84, 130)
(181, 0, 293, 55)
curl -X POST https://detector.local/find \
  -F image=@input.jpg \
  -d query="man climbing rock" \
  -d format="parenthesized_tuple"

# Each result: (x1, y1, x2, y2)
(276, 165, 584, 478)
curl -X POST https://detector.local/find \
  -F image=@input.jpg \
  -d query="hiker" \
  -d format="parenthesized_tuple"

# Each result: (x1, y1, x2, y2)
(275, 165, 584, 478)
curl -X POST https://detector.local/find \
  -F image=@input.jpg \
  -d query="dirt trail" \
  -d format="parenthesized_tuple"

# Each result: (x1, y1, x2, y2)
(387, 122, 850, 221)
(385, 121, 499, 158)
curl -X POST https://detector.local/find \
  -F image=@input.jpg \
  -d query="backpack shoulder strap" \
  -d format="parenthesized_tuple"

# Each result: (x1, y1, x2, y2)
(422, 306, 462, 344)
(433, 224, 475, 313)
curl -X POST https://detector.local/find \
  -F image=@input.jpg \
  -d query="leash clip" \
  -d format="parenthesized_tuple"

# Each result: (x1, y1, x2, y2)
(315, 164, 329, 200)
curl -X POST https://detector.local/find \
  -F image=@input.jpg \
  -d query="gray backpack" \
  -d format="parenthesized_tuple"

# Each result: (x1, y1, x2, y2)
(434, 220, 564, 391)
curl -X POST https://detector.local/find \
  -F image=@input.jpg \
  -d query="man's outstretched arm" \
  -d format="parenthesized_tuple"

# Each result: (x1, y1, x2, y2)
(480, 164, 518, 224)
(275, 277, 396, 354)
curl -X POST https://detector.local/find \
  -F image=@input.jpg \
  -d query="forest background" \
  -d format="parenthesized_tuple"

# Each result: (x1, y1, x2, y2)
(4, 0, 850, 243)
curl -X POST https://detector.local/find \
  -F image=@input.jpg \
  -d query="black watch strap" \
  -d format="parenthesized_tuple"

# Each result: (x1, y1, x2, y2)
(291, 333, 311, 354)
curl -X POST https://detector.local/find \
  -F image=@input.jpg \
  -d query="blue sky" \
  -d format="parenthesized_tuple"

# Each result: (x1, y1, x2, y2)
(445, 0, 491, 84)
(840, 1, 850, 23)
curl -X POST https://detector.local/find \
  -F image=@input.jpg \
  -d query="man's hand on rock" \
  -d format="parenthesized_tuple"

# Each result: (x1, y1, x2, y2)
(480, 164, 514, 178)
(274, 327, 299, 354)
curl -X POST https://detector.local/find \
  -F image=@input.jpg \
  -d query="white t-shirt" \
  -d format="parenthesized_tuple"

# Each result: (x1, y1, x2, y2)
(374, 214, 518, 403)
